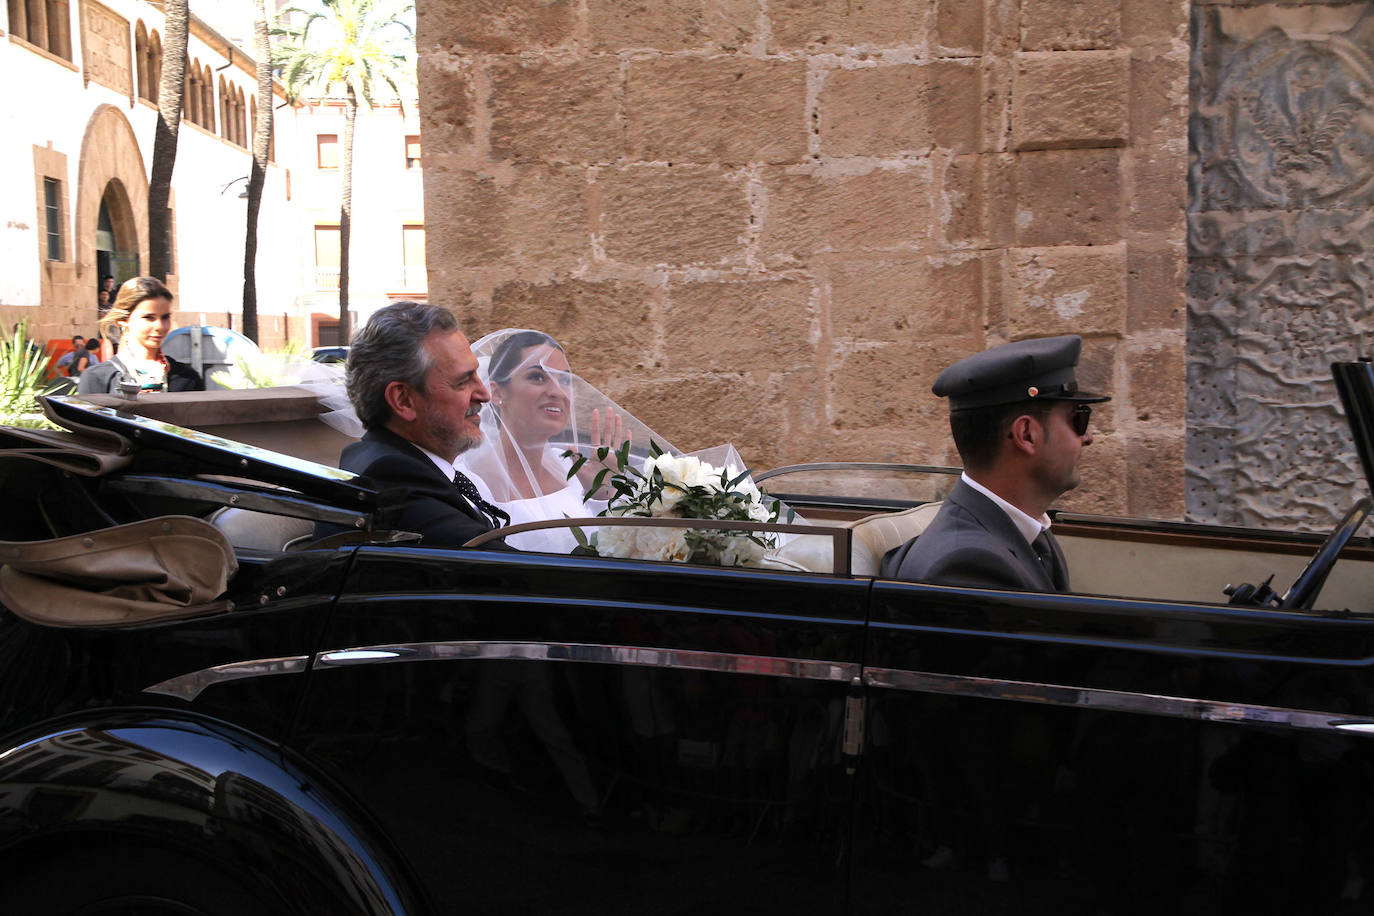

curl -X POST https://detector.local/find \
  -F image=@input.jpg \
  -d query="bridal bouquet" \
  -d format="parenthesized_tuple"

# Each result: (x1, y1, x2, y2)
(564, 442, 789, 567)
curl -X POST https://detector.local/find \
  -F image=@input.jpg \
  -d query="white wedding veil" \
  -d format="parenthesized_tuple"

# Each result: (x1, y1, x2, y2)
(457, 327, 678, 511)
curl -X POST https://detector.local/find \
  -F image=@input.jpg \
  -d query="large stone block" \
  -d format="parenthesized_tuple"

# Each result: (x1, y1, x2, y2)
(1128, 55, 1188, 149)
(825, 253, 983, 341)
(1013, 149, 1123, 246)
(489, 57, 623, 164)
(426, 167, 589, 270)
(1127, 147, 1187, 237)
(664, 278, 814, 371)
(587, 0, 759, 51)
(766, 0, 924, 50)
(486, 278, 658, 373)
(1125, 432, 1185, 519)
(1121, 0, 1187, 47)
(424, 0, 577, 52)
(607, 369, 817, 469)
(626, 58, 807, 165)
(1020, 0, 1121, 50)
(1006, 244, 1128, 337)
(1059, 434, 1128, 515)
(760, 164, 933, 264)
(938, 153, 1015, 249)
(417, 53, 475, 159)
(935, 0, 983, 56)
(821, 61, 980, 157)
(1126, 336, 1186, 425)
(830, 338, 980, 431)
(599, 166, 748, 265)
(1012, 51, 1129, 151)
(1127, 243, 1184, 332)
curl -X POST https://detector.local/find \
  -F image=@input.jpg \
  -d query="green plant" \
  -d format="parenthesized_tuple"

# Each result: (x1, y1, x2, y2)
(0, 321, 56, 428)
(207, 343, 320, 389)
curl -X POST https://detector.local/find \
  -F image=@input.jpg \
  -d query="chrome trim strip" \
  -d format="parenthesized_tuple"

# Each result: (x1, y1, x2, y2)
(863, 667, 1374, 736)
(143, 655, 311, 702)
(315, 640, 861, 683)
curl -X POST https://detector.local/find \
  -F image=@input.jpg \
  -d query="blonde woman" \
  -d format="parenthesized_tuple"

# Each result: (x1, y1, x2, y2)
(77, 277, 204, 394)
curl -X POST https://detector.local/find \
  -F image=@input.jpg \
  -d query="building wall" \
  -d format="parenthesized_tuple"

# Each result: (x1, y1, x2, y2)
(1188, 1, 1374, 532)
(285, 98, 427, 338)
(416, 0, 1190, 518)
(0, 0, 299, 347)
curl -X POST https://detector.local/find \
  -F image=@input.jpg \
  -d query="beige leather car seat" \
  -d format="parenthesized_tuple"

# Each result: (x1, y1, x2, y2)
(766, 501, 944, 575)
(208, 507, 316, 552)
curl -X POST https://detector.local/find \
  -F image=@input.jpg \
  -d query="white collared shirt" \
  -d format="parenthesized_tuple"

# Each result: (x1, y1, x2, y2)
(416, 444, 480, 514)
(960, 472, 1051, 547)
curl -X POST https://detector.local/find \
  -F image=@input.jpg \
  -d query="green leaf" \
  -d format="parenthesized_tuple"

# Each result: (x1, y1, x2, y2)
(649, 439, 664, 457)
(571, 525, 591, 548)
(617, 439, 632, 470)
(566, 454, 588, 480)
(597, 446, 609, 462)
(588, 467, 610, 494)
(727, 468, 752, 489)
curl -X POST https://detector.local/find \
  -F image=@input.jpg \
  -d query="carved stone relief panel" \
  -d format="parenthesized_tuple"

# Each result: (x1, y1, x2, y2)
(80, 0, 132, 97)
(1188, 2, 1374, 531)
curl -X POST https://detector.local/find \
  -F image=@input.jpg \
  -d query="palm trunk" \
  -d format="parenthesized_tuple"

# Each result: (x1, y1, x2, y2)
(242, 0, 274, 344)
(148, 0, 188, 281)
(338, 85, 357, 344)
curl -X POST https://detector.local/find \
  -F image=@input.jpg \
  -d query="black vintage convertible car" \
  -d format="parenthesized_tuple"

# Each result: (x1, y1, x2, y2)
(3, 364, 1374, 915)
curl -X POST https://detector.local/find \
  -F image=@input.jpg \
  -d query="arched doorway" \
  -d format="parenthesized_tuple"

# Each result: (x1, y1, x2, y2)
(96, 181, 139, 306)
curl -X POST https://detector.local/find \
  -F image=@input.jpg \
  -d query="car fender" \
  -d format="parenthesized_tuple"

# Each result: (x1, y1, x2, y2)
(0, 711, 420, 915)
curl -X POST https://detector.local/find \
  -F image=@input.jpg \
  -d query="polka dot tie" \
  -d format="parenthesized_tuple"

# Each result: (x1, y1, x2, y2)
(452, 470, 510, 529)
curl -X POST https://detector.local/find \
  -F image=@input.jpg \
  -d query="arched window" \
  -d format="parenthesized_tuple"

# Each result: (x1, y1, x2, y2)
(134, 23, 149, 100)
(202, 65, 215, 131)
(237, 86, 248, 147)
(219, 75, 230, 140)
(186, 62, 200, 125)
(148, 32, 161, 104)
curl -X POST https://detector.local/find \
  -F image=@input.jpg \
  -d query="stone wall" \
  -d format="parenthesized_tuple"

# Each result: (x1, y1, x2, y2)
(1188, 1, 1374, 531)
(417, 0, 1190, 518)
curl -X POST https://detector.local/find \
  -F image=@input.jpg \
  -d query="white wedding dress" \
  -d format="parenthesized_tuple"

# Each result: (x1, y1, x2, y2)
(469, 450, 606, 554)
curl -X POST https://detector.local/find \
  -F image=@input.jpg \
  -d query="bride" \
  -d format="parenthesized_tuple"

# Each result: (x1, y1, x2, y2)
(457, 328, 676, 553)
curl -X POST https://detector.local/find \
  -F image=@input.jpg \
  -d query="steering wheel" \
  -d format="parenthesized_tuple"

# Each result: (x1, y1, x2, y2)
(1279, 497, 1373, 610)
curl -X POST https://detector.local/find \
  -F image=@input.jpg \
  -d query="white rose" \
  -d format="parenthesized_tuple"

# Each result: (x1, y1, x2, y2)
(638, 526, 691, 562)
(720, 536, 766, 568)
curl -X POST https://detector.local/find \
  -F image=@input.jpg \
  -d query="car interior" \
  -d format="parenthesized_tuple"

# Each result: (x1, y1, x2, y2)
(4, 386, 1374, 622)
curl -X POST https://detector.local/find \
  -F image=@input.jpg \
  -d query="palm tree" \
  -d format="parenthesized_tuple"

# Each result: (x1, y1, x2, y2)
(242, 0, 275, 343)
(272, 0, 414, 345)
(148, 0, 189, 280)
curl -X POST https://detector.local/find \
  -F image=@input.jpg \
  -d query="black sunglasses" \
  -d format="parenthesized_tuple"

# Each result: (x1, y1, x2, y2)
(1069, 404, 1093, 437)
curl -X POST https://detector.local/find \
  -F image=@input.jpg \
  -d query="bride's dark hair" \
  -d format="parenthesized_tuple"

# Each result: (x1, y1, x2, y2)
(488, 330, 562, 385)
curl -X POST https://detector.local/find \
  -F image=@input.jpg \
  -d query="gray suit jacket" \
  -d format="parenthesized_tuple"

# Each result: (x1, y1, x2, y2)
(880, 478, 1068, 592)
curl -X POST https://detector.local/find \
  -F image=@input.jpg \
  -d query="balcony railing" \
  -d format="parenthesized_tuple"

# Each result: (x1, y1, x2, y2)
(315, 268, 339, 292)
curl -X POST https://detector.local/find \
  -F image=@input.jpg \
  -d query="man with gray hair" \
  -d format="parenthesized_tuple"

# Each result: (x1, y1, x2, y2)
(339, 301, 512, 549)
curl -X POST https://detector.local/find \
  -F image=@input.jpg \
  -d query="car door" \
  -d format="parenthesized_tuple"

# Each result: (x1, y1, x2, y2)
(291, 545, 869, 914)
(851, 579, 1374, 914)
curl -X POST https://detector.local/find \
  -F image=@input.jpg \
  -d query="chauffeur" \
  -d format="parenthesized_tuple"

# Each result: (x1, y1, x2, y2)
(882, 335, 1109, 592)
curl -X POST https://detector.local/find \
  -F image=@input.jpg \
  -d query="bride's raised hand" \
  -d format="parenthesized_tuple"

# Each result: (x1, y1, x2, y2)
(590, 408, 631, 469)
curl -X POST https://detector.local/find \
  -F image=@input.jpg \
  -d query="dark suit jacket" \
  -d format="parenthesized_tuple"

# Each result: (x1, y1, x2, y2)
(337, 427, 511, 550)
(881, 478, 1068, 592)
(77, 354, 204, 394)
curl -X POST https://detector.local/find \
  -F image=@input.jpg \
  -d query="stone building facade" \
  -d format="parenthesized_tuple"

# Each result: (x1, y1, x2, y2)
(1188, 1, 1374, 531)
(417, 0, 1190, 519)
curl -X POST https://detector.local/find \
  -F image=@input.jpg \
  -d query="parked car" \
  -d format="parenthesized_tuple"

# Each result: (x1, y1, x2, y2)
(311, 345, 350, 364)
(2, 366, 1374, 914)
